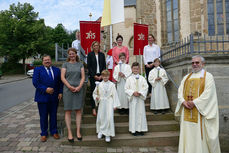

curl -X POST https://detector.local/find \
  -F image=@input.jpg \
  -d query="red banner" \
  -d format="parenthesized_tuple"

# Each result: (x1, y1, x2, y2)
(80, 21, 101, 54)
(133, 23, 148, 55)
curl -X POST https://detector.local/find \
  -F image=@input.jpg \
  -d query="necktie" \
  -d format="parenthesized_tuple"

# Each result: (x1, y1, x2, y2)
(47, 67, 53, 80)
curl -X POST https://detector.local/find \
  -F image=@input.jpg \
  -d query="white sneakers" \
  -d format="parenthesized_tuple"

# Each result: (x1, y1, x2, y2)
(97, 132, 103, 139)
(98, 132, 111, 142)
(105, 136, 111, 142)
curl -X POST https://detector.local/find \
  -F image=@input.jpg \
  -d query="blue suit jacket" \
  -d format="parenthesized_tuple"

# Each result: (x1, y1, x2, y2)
(33, 66, 63, 103)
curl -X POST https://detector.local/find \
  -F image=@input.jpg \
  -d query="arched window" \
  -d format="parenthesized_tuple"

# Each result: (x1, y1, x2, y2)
(208, 0, 229, 35)
(166, 0, 180, 43)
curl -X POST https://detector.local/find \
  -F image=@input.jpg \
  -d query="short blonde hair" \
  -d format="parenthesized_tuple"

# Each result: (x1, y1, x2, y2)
(91, 41, 100, 51)
(101, 70, 110, 76)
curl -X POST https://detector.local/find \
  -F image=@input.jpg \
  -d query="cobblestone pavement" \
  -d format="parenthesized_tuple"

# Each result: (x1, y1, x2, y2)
(0, 99, 179, 153)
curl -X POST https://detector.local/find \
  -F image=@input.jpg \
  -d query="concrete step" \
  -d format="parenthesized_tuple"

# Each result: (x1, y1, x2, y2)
(81, 112, 175, 124)
(83, 103, 153, 114)
(61, 131, 179, 147)
(65, 120, 179, 136)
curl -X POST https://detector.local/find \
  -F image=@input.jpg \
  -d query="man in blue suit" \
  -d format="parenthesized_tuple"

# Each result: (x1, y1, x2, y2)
(33, 55, 63, 142)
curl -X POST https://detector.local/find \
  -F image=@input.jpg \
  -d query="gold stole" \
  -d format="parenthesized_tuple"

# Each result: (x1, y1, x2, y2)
(183, 71, 206, 123)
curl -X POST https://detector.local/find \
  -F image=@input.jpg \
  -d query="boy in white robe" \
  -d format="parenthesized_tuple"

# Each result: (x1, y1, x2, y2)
(93, 70, 120, 142)
(113, 52, 132, 114)
(125, 62, 148, 136)
(148, 58, 170, 114)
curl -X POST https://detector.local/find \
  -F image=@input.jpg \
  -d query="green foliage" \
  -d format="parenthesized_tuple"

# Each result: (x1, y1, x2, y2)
(0, 2, 47, 62)
(0, 2, 78, 73)
(1, 62, 24, 74)
(33, 60, 42, 66)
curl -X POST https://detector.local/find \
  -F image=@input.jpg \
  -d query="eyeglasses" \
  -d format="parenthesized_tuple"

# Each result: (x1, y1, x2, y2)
(192, 61, 200, 65)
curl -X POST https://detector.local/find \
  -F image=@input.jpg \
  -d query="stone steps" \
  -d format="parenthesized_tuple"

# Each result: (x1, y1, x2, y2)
(65, 120, 179, 136)
(61, 131, 179, 147)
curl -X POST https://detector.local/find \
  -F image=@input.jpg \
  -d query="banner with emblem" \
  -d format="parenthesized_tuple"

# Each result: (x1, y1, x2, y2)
(80, 21, 101, 54)
(133, 23, 148, 55)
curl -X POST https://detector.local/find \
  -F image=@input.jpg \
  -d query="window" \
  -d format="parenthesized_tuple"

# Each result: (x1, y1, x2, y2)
(166, 0, 180, 43)
(208, 0, 229, 35)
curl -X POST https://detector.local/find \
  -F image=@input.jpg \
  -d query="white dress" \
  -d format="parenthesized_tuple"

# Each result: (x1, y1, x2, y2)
(125, 74, 148, 133)
(113, 63, 132, 109)
(148, 67, 170, 110)
(93, 81, 120, 137)
(175, 70, 221, 153)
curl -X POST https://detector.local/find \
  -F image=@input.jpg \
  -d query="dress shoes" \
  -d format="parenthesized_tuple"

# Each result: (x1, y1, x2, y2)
(77, 136, 83, 141)
(53, 133, 60, 139)
(68, 138, 74, 143)
(40, 136, 47, 142)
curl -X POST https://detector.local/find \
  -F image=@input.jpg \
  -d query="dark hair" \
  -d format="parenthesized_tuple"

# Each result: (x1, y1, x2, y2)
(119, 52, 126, 58)
(131, 62, 140, 68)
(67, 48, 79, 62)
(116, 35, 123, 41)
(148, 34, 156, 41)
(42, 54, 51, 61)
(153, 58, 160, 63)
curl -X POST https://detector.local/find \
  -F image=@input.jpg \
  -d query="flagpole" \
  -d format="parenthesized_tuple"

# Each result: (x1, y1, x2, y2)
(139, 18, 143, 75)
(110, 25, 112, 49)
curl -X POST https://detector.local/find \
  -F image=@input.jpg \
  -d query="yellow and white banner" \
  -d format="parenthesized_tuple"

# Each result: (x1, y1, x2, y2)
(101, 0, 125, 27)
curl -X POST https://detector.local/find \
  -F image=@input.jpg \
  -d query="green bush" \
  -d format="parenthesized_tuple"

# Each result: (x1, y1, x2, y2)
(1, 62, 24, 74)
(33, 60, 42, 66)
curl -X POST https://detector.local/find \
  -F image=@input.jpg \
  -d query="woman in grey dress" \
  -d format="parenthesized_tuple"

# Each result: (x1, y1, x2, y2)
(61, 48, 85, 142)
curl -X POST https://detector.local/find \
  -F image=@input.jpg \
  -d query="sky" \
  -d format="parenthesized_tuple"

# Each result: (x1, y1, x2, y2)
(0, 0, 104, 31)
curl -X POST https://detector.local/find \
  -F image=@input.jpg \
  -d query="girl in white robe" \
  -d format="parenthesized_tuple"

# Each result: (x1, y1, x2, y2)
(93, 70, 120, 142)
(113, 52, 132, 114)
(125, 62, 148, 136)
(148, 58, 170, 114)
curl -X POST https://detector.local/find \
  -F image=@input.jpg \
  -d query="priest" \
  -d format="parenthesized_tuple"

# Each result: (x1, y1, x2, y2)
(175, 55, 221, 153)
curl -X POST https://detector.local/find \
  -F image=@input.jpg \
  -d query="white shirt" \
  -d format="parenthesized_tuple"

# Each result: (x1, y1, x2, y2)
(45, 66, 54, 80)
(106, 55, 113, 69)
(143, 44, 160, 65)
(95, 54, 100, 74)
(72, 39, 80, 50)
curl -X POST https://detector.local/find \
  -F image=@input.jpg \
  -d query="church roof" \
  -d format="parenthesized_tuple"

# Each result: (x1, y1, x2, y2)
(124, 0, 136, 7)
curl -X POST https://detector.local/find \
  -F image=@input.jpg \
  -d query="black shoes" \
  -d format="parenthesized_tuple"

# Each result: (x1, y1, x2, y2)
(132, 132, 144, 136)
(77, 136, 83, 141)
(68, 138, 74, 143)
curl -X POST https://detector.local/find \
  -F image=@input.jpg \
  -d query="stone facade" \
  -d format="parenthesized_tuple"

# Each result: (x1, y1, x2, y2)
(162, 54, 229, 151)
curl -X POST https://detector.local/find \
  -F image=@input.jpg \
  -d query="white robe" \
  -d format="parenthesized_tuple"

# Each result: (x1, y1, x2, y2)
(113, 63, 132, 109)
(93, 81, 120, 137)
(148, 67, 170, 110)
(125, 74, 148, 133)
(175, 70, 221, 153)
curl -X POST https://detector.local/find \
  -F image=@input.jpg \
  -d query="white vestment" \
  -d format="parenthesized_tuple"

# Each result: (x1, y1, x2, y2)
(125, 74, 148, 133)
(148, 67, 170, 110)
(175, 70, 221, 153)
(93, 81, 120, 137)
(113, 63, 132, 109)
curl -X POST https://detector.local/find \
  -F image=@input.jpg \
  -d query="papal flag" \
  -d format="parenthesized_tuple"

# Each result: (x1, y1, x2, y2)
(101, 0, 125, 27)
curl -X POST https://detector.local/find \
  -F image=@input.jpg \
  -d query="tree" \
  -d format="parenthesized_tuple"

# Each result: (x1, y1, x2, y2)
(0, 2, 47, 72)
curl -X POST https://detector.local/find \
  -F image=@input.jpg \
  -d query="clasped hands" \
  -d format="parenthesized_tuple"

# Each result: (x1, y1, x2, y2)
(155, 77, 162, 81)
(133, 91, 141, 97)
(118, 72, 125, 77)
(182, 101, 195, 109)
(68, 85, 81, 93)
(46, 87, 62, 100)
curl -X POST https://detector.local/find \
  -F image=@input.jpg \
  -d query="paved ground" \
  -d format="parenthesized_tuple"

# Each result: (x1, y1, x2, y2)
(0, 99, 178, 153)
(0, 75, 178, 152)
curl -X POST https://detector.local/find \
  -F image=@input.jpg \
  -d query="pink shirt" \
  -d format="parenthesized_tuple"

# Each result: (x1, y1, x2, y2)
(112, 46, 129, 67)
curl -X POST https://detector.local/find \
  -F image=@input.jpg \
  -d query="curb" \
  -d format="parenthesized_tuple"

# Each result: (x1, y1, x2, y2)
(0, 77, 29, 85)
